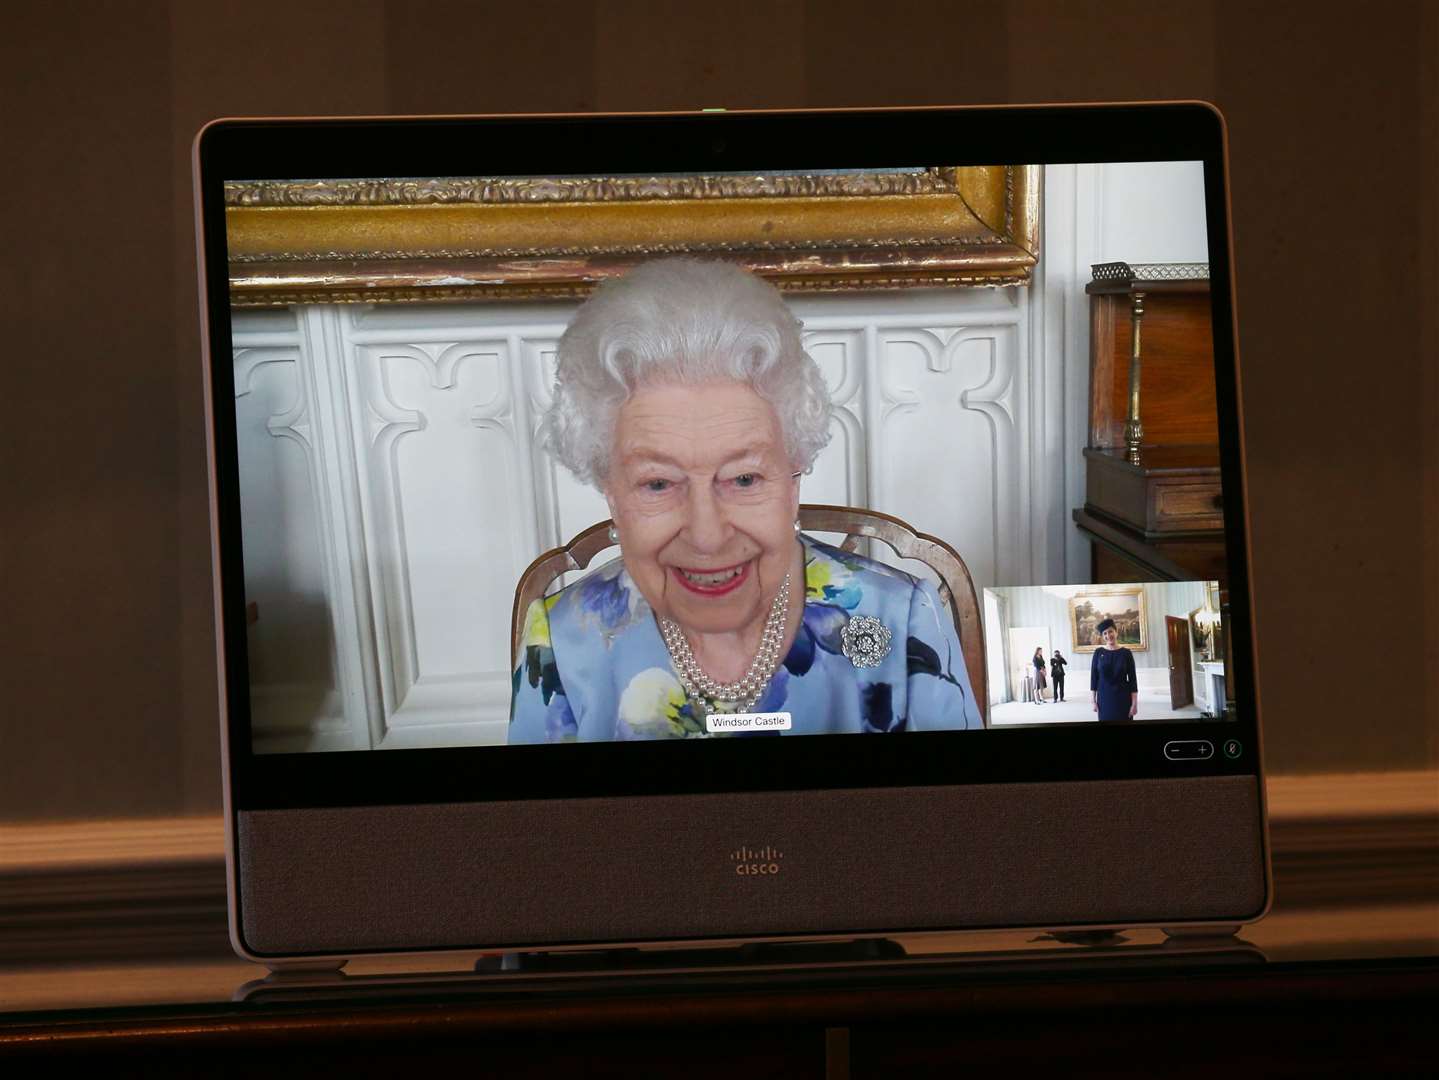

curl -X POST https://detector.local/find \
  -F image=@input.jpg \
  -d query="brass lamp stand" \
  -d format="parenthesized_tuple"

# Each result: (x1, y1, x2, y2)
(1125, 291, 1146, 465)
(1089, 261, 1211, 465)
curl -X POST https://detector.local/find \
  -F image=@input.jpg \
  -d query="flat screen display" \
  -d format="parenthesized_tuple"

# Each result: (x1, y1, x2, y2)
(198, 109, 1254, 806)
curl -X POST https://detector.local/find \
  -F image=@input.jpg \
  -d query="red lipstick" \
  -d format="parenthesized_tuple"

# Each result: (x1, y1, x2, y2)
(671, 561, 751, 596)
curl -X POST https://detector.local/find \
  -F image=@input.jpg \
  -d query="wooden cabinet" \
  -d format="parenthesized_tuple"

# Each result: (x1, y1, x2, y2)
(1073, 264, 1225, 585)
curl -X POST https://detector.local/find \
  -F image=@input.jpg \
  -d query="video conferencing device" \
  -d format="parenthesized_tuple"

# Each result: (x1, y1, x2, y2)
(194, 104, 1269, 969)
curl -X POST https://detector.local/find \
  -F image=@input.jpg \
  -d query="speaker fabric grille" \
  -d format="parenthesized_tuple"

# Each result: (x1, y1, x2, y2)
(237, 775, 1265, 955)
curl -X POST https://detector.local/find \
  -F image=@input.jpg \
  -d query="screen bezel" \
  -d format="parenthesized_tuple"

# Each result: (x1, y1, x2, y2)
(196, 104, 1260, 814)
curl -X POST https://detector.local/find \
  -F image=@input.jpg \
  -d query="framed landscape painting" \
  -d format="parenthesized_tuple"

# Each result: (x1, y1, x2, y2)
(1068, 588, 1148, 653)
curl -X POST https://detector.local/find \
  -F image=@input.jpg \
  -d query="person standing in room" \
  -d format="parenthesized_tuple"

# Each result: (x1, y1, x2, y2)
(1090, 617, 1138, 722)
(1050, 649, 1068, 702)
(1032, 647, 1048, 704)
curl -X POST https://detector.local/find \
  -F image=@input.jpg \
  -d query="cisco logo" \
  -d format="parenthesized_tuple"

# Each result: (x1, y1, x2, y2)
(731, 845, 783, 877)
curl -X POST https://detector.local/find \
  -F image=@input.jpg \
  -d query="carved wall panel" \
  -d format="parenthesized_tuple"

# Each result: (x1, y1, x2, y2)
(235, 342, 348, 747)
(350, 338, 520, 745)
(232, 332, 351, 752)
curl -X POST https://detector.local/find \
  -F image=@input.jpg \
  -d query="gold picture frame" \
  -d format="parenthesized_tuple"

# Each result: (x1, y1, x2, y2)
(1068, 587, 1149, 654)
(224, 165, 1039, 306)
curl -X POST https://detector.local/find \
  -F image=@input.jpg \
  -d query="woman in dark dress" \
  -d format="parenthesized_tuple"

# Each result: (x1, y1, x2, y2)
(1050, 650, 1068, 702)
(1089, 617, 1138, 722)
(1031, 647, 1048, 703)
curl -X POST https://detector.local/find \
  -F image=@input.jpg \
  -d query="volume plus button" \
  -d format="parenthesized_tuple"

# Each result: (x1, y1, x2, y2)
(1164, 740, 1215, 761)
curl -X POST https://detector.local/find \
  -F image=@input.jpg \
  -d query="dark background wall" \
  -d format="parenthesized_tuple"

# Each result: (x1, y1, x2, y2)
(2, 1, 1435, 822)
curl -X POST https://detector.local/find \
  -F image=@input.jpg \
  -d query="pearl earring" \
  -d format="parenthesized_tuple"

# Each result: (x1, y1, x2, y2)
(607, 524, 619, 544)
(793, 519, 802, 533)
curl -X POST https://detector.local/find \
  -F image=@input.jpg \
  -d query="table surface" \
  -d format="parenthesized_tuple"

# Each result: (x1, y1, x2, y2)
(1, 902, 1433, 1020)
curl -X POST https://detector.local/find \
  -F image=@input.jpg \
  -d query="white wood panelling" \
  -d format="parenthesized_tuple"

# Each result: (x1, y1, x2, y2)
(233, 292, 1034, 750)
(230, 162, 1211, 751)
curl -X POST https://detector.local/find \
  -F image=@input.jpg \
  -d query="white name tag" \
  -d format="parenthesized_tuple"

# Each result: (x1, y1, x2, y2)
(705, 711, 792, 734)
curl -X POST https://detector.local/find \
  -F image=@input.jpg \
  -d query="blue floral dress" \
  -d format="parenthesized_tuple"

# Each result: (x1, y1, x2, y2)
(509, 535, 984, 742)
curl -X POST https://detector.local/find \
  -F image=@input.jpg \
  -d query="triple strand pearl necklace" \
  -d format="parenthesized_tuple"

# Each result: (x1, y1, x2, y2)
(659, 572, 792, 716)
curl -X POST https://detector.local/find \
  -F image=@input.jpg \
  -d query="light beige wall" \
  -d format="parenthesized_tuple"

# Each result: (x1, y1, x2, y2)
(1, 0, 1435, 821)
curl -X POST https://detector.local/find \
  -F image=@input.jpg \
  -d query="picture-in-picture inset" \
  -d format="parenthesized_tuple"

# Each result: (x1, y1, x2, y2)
(982, 582, 1228, 725)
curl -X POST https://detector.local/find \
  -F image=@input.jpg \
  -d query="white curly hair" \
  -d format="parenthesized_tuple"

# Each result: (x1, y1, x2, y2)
(541, 258, 832, 488)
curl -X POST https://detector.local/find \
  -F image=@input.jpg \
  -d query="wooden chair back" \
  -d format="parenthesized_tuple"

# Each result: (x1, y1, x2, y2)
(511, 504, 987, 713)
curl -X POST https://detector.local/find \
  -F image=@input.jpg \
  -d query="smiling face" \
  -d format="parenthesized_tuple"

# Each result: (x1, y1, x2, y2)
(1100, 626, 1119, 648)
(605, 380, 801, 639)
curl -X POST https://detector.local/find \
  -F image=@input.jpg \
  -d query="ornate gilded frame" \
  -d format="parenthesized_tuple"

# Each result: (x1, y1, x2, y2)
(225, 165, 1039, 306)
(1068, 587, 1149, 654)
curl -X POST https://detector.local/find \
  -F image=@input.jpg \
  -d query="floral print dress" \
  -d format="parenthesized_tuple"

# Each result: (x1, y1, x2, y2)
(509, 535, 983, 742)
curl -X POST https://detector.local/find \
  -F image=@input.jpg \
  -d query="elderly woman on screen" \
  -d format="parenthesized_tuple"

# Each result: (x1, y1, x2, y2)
(508, 259, 982, 742)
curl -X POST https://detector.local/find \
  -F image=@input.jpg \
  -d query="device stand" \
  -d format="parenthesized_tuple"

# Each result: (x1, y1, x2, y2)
(476, 937, 907, 974)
